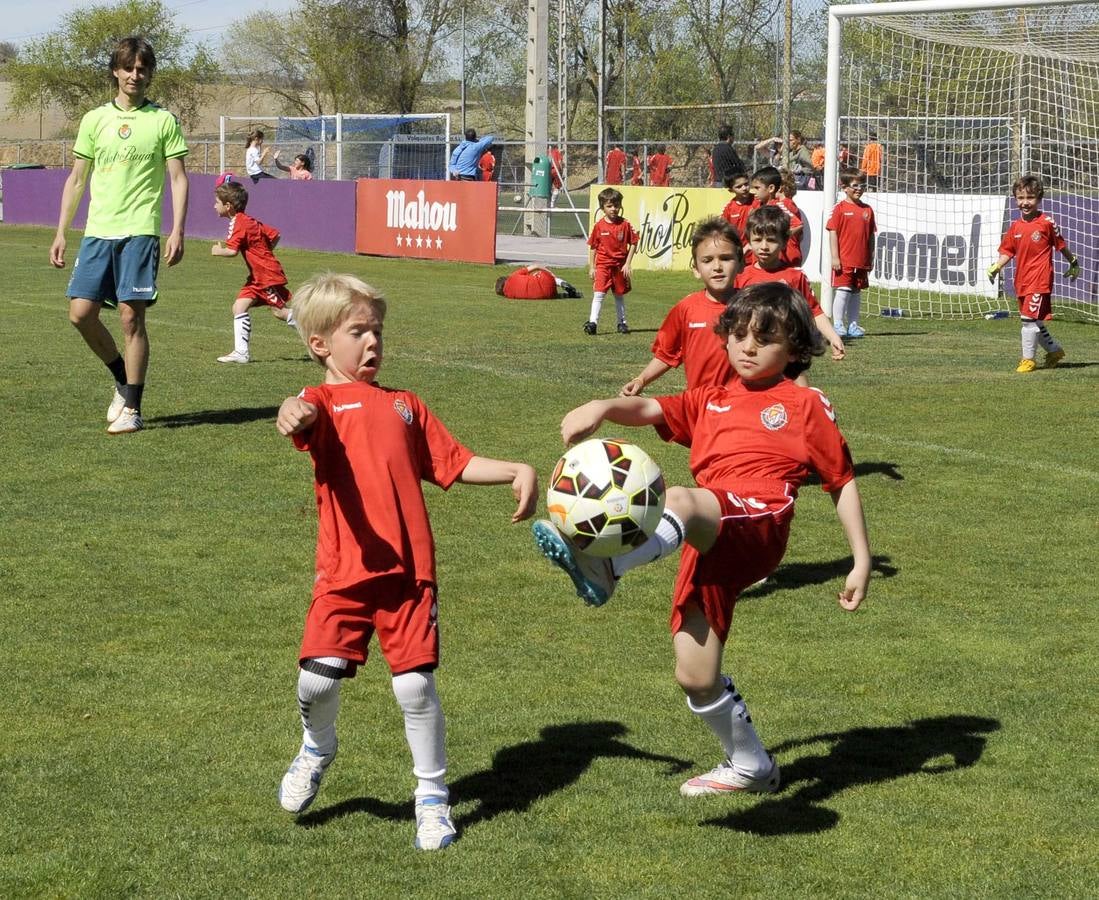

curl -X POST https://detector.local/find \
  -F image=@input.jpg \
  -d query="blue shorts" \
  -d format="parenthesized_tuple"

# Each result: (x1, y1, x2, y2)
(67, 236, 161, 309)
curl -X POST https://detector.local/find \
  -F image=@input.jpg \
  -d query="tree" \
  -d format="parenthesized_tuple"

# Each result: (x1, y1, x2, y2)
(0, 41, 17, 66)
(5, 0, 218, 131)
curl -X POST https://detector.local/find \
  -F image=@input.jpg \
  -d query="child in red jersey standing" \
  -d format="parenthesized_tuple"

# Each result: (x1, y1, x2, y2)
(720, 172, 753, 246)
(736, 205, 846, 381)
(747, 166, 803, 267)
(211, 177, 295, 363)
(827, 170, 877, 339)
(275, 273, 537, 849)
(988, 174, 1080, 372)
(648, 145, 673, 186)
(621, 217, 743, 395)
(533, 282, 870, 799)
(585, 187, 639, 335)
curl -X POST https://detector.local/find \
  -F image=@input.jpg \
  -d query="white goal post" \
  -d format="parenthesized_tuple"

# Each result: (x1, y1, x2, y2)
(822, 0, 1099, 322)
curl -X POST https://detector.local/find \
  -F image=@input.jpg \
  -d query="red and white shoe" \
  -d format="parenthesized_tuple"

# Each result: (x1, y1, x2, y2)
(680, 755, 780, 796)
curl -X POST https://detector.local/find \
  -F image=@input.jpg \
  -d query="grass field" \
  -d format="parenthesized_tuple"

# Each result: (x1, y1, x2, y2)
(2, 224, 1097, 898)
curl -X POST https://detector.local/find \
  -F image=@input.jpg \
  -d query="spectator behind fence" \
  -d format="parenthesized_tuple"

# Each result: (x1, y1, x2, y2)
(605, 144, 627, 185)
(648, 145, 673, 187)
(449, 129, 495, 181)
(712, 123, 747, 185)
(274, 150, 313, 181)
(860, 132, 883, 190)
(245, 128, 275, 182)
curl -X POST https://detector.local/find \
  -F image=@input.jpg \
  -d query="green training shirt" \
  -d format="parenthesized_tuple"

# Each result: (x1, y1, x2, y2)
(72, 100, 188, 238)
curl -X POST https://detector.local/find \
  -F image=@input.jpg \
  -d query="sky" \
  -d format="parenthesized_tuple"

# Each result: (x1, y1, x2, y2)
(0, 0, 299, 48)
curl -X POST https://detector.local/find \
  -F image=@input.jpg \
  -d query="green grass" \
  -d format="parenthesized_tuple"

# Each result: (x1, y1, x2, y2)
(1, 224, 1097, 898)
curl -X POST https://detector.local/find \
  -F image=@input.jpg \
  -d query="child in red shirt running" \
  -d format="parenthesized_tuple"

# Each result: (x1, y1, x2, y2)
(621, 217, 743, 395)
(987, 174, 1080, 372)
(211, 177, 295, 363)
(720, 172, 753, 246)
(274, 273, 537, 849)
(585, 187, 639, 335)
(826, 170, 877, 339)
(532, 281, 870, 798)
(736, 205, 846, 381)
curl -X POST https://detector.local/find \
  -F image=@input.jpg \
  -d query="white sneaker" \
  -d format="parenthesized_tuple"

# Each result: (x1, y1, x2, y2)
(278, 742, 337, 813)
(107, 387, 126, 423)
(106, 407, 143, 435)
(679, 755, 781, 796)
(217, 350, 250, 364)
(414, 796, 457, 850)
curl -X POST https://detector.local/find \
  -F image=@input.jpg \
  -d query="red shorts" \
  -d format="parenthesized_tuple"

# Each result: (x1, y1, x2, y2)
(1018, 292, 1053, 321)
(239, 283, 292, 308)
(299, 576, 439, 675)
(670, 486, 795, 643)
(832, 267, 870, 291)
(593, 265, 631, 295)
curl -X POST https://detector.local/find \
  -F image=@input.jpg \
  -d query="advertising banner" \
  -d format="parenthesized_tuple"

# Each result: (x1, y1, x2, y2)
(356, 178, 497, 264)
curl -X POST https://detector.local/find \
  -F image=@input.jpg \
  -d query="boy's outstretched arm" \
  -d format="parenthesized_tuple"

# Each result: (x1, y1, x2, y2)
(277, 396, 318, 436)
(458, 457, 538, 523)
(561, 396, 664, 446)
(830, 479, 871, 611)
(814, 313, 846, 360)
(620, 358, 672, 396)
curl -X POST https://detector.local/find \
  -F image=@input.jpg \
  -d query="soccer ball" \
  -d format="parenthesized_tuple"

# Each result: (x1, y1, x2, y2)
(546, 438, 666, 557)
(513, 193, 523, 203)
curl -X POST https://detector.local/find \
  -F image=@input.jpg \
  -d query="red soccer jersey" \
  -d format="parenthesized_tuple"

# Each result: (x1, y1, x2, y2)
(605, 148, 627, 184)
(998, 213, 1067, 297)
(549, 147, 563, 188)
(225, 212, 287, 289)
(502, 267, 558, 299)
(588, 216, 639, 268)
(478, 150, 495, 181)
(777, 196, 804, 265)
(631, 154, 643, 186)
(735, 263, 823, 317)
(648, 153, 672, 186)
(651, 291, 735, 389)
(292, 381, 474, 593)
(720, 199, 752, 244)
(826, 199, 876, 270)
(655, 378, 854, 499)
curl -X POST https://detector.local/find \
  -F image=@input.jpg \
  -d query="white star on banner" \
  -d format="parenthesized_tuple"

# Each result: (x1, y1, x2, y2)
(415, 235, 423, 248)
(405, 233, 413, 245)
(395, 234, 403, 247)
(435, 237, 443, 249)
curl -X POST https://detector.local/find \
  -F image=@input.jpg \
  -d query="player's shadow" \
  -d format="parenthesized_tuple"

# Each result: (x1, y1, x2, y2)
(864, 330, 931, 337)
(805, 460, 905, 485)
(147, 405, 280, 428)
(296, 720, 692, 832)
(740, 553, 897, 600)
(704, 714, 1000, 836)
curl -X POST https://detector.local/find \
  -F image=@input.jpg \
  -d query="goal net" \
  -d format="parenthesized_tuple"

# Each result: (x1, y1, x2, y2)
(823, 0, 1099, 322)
(219, 114, 451, 182)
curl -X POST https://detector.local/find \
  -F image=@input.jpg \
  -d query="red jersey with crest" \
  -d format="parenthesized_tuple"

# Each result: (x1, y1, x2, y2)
(225, 212, 287, 289)
(588, 216, 639, 268)
(292, 381, 474, 594)
(651, 291, 735, 389)
(735, 263, 823, 317)
(720, 199, 752, 244)
(826, 199, 876, 269)
(998, 212, 1067, 297)
(655, 378, 854, 501)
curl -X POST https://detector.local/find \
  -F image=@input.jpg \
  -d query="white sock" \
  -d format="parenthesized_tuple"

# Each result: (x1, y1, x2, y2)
(285, 308, 297, 328)
(614, 294, 627, 325)
(688, 676, 770, 776)
(296, 656, 345, 755)
(588, 292, 605, 324)
(848, 290, 862, 327)
(1036, 323, 1060, 353)
(233, 312, 252, 356)
(392, 670, 447, 801)
(1021, 319, 1039, 359)
(832, 288, 850, 329)
(612, 509, 686, 578)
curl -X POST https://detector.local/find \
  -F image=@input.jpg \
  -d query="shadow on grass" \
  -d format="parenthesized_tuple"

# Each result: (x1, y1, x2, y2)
(704, 714, 1000, 836)
(147, 405, 280, 428)
(297, 720, 692, 832)
(804, 460, 905, 486)
(740, 553, 898, 601)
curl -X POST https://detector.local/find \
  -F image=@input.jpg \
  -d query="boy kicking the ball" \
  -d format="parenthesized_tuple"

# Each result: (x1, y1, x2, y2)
(276, 273, 537, 849)
(533, 282, 870, 797)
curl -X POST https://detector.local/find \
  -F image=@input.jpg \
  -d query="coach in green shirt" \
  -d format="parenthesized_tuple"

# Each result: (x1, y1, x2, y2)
(50, 36, 189, 435)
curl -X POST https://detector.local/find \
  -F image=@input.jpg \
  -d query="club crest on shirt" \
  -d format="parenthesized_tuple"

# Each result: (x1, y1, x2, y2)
(760, 403, 788, 430)
(118, 124, 132, 140)
(1031, 230, 1042, 242)
(393, 398, 414, 424)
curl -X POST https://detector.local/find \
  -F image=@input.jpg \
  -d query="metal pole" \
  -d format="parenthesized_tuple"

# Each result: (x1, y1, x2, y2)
(821, 8, 844, 317)
(782, 0, 792, 170)
(597, 0, 605, 180)
(460, 4, 467, 134)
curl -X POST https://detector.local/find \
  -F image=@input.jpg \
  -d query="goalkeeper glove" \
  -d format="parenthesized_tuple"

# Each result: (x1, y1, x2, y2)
(1066, 258, 1081, 280)
(987, 264, 999, 283)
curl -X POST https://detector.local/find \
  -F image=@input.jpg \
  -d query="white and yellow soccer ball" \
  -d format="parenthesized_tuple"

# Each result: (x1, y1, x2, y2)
(546, 438, 666, 557)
